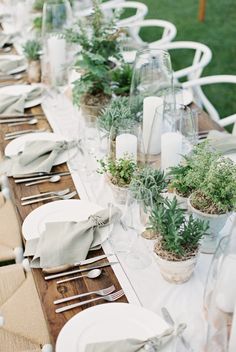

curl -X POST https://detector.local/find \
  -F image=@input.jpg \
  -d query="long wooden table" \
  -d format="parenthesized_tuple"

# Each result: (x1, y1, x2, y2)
(0, 51, 224, 348)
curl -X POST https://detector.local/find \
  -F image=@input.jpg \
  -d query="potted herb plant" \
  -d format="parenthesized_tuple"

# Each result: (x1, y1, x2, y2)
(66, 0, 122, 119)
(98, 156, 137, 204)
(129, 167, 167, 239)
(23, 39, 42, 83)
(150, 197, 209, 284)
(188, 156, 236, 253)
(111, 63, 133, 97)
(167, 142, 221, 208)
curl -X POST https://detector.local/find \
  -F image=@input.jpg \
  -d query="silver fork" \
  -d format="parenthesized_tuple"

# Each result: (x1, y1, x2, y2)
(55, 289, 124, 313)
(21, 188, 70, 201)
(21, 191, 77, 206)
(54, 285, 115, 305)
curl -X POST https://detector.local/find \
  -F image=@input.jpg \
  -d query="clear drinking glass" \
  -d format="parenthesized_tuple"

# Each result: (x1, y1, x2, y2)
(41, 0, 72, 89)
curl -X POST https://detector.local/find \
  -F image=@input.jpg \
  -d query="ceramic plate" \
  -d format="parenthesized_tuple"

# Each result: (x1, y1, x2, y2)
(4, 132, 74, 167)
(22, 199, 111, 245)
(0, 84, 42, 108)
(0, 55, 27, 74)
(56, 303, 169, 352)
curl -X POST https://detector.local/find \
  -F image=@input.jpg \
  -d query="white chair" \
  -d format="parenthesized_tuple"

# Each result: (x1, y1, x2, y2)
(182, 75, 236, 131)
(77, 1, 148, 28)
(121, 19, 177, 63)
(0, 262, 52, 352)
(158, 41, 212, 81)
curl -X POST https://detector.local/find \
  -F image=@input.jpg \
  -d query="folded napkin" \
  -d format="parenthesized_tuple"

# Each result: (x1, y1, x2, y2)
(85, 324, 186, 352)
(207, 130, 236, 154)
(0, 139, 76, 176)
(0, 86, 43, 115)
(0, 33, 14, 48)
(0, 57, 25, 74)
(24, 207, 121, 268)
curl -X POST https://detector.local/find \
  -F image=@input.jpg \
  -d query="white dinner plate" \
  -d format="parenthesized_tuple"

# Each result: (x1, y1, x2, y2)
(22, 199, 110, 244)
(0, 84, 42, 108)
(4, 132, 72, 166)
(0, 55, 27, 74)
(56, 303, 169, 352)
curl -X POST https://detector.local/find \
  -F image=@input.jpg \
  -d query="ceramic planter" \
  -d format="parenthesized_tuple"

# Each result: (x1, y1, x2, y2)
(188, 197, 230, 254)
(161, 191, 188, 210)
(154, 252, 198, 284)
(27, 60, 41, 83)
(108, 181, 129, 205)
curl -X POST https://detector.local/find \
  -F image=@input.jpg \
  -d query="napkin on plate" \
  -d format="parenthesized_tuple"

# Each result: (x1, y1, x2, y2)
(85, 324, 186, 352)
(0, 139, 77, 176)
(0, 57, 25, 74)
(0, 33, 14, 48)
(0, 86, 43, 114)
(207, 130, 236, 154)
(24, 206, 121, 268)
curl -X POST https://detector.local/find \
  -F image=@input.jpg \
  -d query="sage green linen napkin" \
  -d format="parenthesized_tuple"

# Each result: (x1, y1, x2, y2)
(0, 139, 76, 176)
(0, 57, 25, 74)
(207, 130, 236, 154)
(0, 86, 43, 114)
(24, 207, 121, 268)
(85, 324, 186, 352)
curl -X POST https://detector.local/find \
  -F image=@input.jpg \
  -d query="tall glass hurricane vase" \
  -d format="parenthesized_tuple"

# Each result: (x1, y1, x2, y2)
(41, 0, 72, 89)
(130, 49, 173, 161)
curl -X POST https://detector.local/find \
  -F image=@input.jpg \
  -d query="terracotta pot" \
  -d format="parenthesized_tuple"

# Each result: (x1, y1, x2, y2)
(188, 196, 230, 254)
(154, 252, 198, 284)
(27, 60, 41, 83)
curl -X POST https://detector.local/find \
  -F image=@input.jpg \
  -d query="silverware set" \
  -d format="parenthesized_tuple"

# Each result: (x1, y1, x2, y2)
(14, 171, 71, 183)
(4, 128, 47, 140)
(20, 188, 77, 205)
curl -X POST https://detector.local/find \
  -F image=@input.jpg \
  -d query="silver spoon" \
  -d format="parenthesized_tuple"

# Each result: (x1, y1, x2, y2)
(25, 175, 61, 187)
(8, 117, 38, 127)
(56, 268, 102, 285)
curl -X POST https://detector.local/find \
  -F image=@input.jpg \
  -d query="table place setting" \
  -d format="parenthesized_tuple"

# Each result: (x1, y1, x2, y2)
(0, 54, 26, 75)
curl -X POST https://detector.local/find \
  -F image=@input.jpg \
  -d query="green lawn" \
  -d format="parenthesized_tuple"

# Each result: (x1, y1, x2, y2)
(137, 0, 236, 125)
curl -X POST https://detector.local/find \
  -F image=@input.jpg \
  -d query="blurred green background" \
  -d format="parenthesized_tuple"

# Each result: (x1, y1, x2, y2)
(128, 0, 236, 124)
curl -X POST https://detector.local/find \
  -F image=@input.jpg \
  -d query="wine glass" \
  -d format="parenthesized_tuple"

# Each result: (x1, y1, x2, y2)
(122, 189, 153, 269)
(41, 0, 72, 90)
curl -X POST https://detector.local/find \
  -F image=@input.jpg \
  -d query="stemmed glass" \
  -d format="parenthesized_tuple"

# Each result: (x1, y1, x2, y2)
(41, 0, 72, 90)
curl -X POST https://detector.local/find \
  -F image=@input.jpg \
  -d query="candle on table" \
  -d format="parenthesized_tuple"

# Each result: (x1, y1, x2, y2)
(143, 96, 163, 155)
(161, 132, 182, 172)
(116, 133, 137, 162)
(47, 36, 66, 84)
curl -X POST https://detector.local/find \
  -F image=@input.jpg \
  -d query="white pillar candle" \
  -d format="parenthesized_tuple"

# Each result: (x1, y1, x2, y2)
(229, 301, 236, 352)
(47, 36, 66, 83)
(161, 132, 182, 172)
(215, 254, 236, 313)
(116, 133, 137, 162)
(143, 96, 163, 155)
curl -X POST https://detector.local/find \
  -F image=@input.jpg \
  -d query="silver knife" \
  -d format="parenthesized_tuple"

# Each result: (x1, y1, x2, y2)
(42, 254, 113, 274)
(14, 172, 71, 183)
(5, 129, 47, 140)
(0, 113, 44, 119)
(5, 128, 46, 137)
(44, 261, 118, 281)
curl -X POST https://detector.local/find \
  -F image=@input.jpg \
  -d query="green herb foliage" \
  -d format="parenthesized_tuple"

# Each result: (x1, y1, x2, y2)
(130, 167, 167, 206)
(111, 63, 133, 96)
(191, 157, 236, 214)
(66, 0, 122, 105)
(98, 156, 137, 187)
(150, 197, 209, 258)
(23, 39, 41, 61)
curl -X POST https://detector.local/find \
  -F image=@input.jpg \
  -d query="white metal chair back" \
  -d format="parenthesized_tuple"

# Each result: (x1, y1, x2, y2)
(158, 41, 212, 81)
(182, 75, 236, 132)
(125, 18, 177, 46)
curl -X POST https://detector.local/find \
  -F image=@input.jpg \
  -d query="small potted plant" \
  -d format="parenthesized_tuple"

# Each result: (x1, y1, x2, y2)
(150, 197, 209, 284)
(66, 0, 123, 119)
(129, 167, 167, 239)
(23, 39, 42, 83)
(188, 156, 236, 253)
(111, 63, 133, 97)
(98, 156, 137, 204)
(167, 142, 221, 208)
